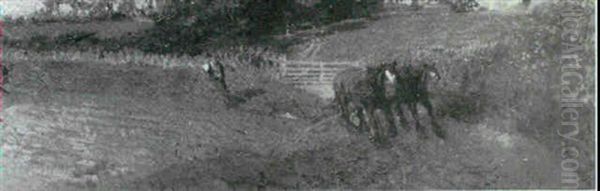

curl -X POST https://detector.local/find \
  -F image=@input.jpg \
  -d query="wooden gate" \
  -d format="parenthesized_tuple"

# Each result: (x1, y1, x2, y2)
(276, 59, 361, 98)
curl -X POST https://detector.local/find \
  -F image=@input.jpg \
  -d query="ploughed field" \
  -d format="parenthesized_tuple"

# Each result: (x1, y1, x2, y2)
(2, 4, 591, 190)
(1, 58, 561, 190)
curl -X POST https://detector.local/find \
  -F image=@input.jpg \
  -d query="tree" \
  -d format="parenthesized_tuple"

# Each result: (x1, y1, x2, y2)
(42, 0, 59, 16)
(522, 0, 531, 7)
(141, 0, 381, 54)
(411, 0, 420, 10)
(440, 0, 479, 13)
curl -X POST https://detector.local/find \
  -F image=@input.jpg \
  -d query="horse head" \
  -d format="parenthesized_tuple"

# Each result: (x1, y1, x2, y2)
(369, 62, 398, 100)
(421, 63, 441, 81)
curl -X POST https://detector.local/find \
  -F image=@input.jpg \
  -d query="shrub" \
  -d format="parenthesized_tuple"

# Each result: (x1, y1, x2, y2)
(440, 0, 480, 13)
(28, 34, 53, 51)
(314, 0, 381, 23)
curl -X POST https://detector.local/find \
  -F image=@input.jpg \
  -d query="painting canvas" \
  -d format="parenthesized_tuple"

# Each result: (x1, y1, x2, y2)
(0, 0, 596, 190)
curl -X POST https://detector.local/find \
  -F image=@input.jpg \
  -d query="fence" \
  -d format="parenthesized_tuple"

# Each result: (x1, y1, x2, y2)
(383, 0, 441, 7)
(276, 58, 360, 98)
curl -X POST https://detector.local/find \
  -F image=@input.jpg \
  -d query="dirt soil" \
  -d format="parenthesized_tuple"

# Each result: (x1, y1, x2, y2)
(1, 58, 562, 190)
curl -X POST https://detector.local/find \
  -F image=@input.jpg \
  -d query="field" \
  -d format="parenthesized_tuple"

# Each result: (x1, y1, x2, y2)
(1, 1, 596, 190)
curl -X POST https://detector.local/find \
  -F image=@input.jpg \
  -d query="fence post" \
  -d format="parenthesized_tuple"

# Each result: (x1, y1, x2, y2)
(318, 62, 324, 84)
(280, 59, 287, 80)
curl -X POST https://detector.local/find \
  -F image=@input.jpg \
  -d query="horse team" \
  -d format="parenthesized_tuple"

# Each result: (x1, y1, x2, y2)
(201, 56, 446, 147)
(333, 61, 446, 147)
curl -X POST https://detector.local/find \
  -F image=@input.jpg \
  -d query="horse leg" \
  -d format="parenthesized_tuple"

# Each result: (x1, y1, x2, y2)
(364, 103, 384, 145)
(338, 93, 352, 123)
(365, 105, 378, 143)
(360, 106, 370, 133)
(336, 93, 358, 133)
(384, 106, 398, 138)
(421, 98, 446, 139)
(371, 107, 393, 147)
(355, 103, 369, 133)
(409, 102, 428, 139)
(336, 93, 347, 116)
(396, 102, 410, 130)
(347, 101, 363, 130)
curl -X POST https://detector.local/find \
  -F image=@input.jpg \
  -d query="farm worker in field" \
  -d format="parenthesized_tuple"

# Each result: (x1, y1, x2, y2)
(202, 59, 228, 93)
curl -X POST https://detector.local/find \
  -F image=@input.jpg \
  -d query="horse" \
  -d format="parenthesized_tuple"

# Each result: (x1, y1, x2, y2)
(364, 62, 401, 142)
(333, 66, 372, 133)
(333, 63, 399, 146)
(392, 63, 445, 139)
(334, 60, 447, 146)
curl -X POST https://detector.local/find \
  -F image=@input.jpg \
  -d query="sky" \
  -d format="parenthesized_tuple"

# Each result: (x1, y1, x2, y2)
(0, 0, 45, 17)
(0, 0, 154, 17)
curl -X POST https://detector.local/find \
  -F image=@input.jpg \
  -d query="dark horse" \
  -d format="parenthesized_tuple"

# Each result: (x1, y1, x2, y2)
(361, 61, 447, 144)
(333, 63, 399, 146)
(393, 62, 445, 139)
(364, 62, 401, 144)
(334, 61, 446, 146)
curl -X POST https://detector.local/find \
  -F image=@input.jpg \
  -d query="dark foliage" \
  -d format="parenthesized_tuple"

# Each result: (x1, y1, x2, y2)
(451, 0, 480, 13)
(315, 0, 381, 23)
(54, 31, 99, 45)
(139, 0, 381, 55)
(7, 1, 381, 56)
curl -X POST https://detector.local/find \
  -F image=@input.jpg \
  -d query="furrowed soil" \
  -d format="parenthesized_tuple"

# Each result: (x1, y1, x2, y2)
(1, 5, 588, 190)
